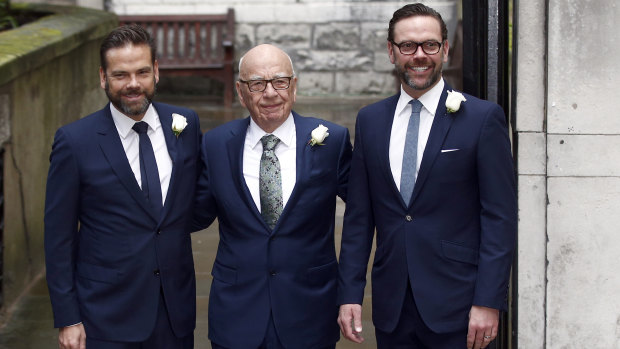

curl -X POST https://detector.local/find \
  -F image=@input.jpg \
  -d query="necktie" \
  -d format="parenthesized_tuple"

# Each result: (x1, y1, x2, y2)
(400, 99, 423, 205)
(132, 121, 162, 216)
(259, 134, 283, 230)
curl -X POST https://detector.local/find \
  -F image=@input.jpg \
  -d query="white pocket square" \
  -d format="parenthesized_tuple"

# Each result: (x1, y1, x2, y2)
(441, 149, 460, 153)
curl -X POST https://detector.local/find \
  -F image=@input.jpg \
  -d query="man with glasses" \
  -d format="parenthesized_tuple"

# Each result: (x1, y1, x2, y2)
(337, 3, 516, 349)
(193, 44, 352, 349)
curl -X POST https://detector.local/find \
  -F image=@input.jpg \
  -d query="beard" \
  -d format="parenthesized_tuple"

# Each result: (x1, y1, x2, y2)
(396, 59, 443, 91)
(105, 78, 156, 117)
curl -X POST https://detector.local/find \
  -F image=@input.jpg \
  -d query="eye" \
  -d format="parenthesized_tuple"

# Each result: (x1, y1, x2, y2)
(272, 78, 289, 88)
(424, 42, 440, 49)
(249, 80, 266, 89)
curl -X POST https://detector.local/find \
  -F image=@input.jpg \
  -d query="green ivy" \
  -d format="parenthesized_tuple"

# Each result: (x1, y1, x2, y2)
(0, 0, 18, 31)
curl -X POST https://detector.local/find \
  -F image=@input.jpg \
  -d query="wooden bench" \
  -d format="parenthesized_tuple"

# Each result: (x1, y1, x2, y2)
(119, 9, 235, 106)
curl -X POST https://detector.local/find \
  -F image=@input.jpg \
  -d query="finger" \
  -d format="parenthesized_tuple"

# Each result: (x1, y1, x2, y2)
(352, 306, 363, 334)
(339, 306, 363, 343)
(338, 308, 355, 340)
(466, 327, 475, 349)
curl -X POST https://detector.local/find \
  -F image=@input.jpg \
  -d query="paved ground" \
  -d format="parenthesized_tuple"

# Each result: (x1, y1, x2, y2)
(0, 95, 383, 348)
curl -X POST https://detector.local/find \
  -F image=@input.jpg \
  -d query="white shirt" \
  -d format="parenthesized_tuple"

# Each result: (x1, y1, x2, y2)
(110, 104, 173, 204)
(389, 79, 445, 189)
(243, 114, 297, 212)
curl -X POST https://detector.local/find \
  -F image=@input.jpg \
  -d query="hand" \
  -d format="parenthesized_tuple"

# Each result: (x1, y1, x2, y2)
(466, 305, 499, 349)
(58, 323, 86, 349)
(338, 304, 364, 343)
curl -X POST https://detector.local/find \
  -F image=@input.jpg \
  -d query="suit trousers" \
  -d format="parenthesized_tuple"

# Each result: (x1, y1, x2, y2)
(375, 282, 467, 349)
(86, 290, 193, 349)
(211, 312, 336, 349)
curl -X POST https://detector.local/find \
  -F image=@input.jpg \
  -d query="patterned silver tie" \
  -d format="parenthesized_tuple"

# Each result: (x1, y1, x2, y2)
(400, 99, 423, 205)
(259, 134, 283, 230)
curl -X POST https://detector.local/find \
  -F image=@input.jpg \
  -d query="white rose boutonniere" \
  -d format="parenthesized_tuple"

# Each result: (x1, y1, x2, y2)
(172, 113, 188, 137)
(308, 124, 329, 146)
(446, 90, 467, 113)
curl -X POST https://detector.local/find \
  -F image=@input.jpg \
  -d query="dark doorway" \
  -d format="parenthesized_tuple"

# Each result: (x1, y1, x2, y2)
(460, 1, 514, 348)
(0, 147, 4, 309)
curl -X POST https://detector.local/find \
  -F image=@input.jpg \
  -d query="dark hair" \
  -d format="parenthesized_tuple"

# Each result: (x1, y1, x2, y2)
(100, 24, 156, 72)
(388, 3, 448, 43)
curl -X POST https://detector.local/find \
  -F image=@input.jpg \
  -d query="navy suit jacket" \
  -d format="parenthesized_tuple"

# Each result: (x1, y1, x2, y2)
(338, 84, 517, 334)
(193, 111, 352, 348)
(44, 102, 201, 341)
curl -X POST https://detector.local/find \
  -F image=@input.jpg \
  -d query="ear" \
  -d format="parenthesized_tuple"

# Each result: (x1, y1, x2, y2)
(291, 76, 297, 103)
(235, 81, 247, 108)
(154, 60, 160, 83)
(99, 67, 106, 89)
(442, 40, 450, 63)
(387, 41, 396, 64)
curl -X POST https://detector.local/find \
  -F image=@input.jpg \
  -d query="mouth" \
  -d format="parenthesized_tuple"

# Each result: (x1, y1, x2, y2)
(408, 65, 431, 74)
(122, 91, 144, 102)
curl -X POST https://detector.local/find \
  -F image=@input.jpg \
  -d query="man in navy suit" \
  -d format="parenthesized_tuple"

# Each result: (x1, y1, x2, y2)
(44, 25, 200, 349)
(193, 44, 352, 349)
(337, 4, 517, 349)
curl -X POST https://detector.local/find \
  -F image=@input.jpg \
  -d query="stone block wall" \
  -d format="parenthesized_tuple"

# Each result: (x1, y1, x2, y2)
(108, 0, 458, 96)
(0, 4, 116, 311)
(515, 0, 620, 347)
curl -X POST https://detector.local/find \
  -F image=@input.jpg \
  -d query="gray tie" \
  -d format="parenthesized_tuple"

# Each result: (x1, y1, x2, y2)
(400, 99, 423, 205)
(259, 134, 283, 230)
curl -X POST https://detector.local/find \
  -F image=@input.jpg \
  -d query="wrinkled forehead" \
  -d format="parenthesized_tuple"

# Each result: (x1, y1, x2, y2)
(239, 51, 294, 79)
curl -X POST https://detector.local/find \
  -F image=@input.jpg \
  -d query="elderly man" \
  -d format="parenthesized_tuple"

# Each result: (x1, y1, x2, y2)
(193, 44, 352, 349)
(338, 3, 517, 349)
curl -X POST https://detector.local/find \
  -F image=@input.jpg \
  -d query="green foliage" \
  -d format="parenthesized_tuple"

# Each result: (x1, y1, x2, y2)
(1, 0, 18, 31)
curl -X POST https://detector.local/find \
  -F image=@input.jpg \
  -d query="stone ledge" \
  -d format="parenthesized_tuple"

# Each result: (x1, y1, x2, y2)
(0, 3, 117, 86)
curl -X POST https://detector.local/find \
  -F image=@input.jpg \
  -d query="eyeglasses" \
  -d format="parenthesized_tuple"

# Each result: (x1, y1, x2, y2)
(390, 40, 443, 55)
(238, 76, 294, 92)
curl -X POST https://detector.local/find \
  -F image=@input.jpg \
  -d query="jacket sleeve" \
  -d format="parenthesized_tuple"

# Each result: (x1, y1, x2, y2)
(336, 126, 353, 203)
(337, 113, 376, 305)
(191, 132, 218, 231)
(472, 103, 517, 310)
(44, 128, 82, 328)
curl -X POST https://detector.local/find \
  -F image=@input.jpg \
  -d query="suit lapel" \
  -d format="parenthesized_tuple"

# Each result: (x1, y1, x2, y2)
(156, 103, 182, 222)
(226, 118, 267, 227)
(96, 105, 158, 222)
(375, 95, 405, 204)
(277, 112, 313, 225)
(410, 84, 454, 205)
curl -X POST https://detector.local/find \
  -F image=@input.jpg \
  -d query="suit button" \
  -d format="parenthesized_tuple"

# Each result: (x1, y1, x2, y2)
(269, 270, 276, 276)
(270, 236, 276, 241)
(405, 215, 412, 222)
(153, 269, 160, 276)
(156, 230, 161, 235)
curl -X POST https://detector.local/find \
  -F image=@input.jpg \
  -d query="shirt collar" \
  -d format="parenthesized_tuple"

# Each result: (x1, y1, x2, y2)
(247, 113, 296, 149)
(395, 78, 445, 117)
(110, 103, 160, 138)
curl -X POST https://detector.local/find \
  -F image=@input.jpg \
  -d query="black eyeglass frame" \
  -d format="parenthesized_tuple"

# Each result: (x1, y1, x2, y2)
(390, 40, 444, 55)
(238, 76, 295, 93)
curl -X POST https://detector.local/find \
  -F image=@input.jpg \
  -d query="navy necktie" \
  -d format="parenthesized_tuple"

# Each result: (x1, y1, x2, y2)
(132, 121, 162, 216)
(400, 99, 423, 205)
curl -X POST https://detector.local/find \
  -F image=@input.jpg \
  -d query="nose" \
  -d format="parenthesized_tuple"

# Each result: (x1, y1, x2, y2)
(127, 74, 140, 88)
(262, 81, 278, 96)
(412, 45, 428, 59)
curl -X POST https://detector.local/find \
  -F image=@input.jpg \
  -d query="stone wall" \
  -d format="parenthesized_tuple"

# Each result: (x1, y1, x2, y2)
(0, 3, 116, 311)
(515, 0, 620, 347)
(108, 0, 458, 96)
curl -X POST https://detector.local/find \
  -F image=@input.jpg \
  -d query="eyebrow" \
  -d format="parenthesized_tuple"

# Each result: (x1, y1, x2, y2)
(246, 73, 290, 80)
